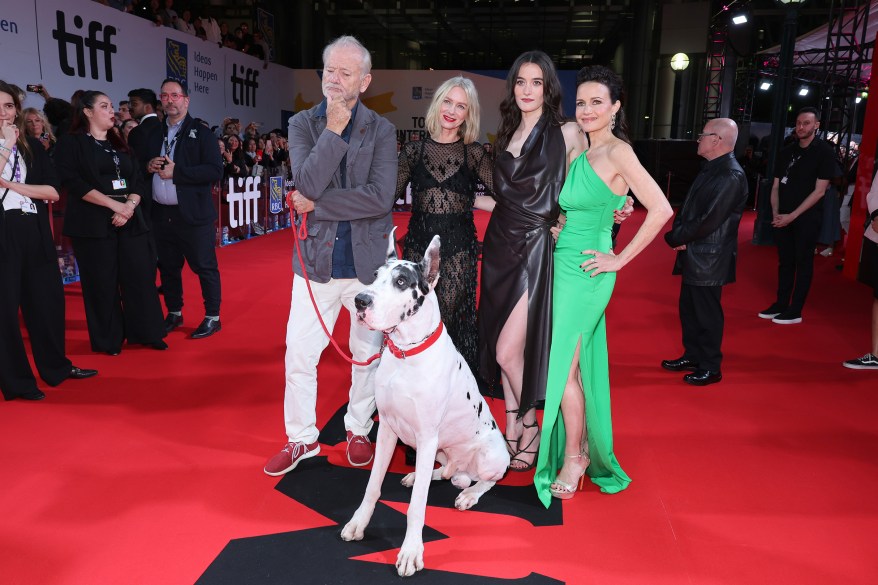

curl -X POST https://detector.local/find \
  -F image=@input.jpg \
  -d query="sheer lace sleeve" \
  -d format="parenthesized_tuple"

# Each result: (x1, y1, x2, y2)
(469, 142, 494, 198)
(395, 141, 417, 202)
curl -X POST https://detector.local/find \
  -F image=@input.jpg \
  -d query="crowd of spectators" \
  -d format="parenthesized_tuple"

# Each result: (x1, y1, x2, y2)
(94, 1, 271, 65)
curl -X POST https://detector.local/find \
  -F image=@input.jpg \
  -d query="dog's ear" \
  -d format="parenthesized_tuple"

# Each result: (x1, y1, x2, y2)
(421, 235, 441, 289)
(386, 226, 398, 261)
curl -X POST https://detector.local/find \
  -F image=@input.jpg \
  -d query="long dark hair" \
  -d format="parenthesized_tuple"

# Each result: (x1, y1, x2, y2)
(494, 50, 565, 155)
(0, 79, 32, 160)
(576, 65, 631, 144)
(70, 90, 130, 153)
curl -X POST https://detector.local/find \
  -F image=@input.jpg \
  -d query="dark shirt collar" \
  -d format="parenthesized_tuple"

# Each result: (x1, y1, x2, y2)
(703, 151, 735, 169)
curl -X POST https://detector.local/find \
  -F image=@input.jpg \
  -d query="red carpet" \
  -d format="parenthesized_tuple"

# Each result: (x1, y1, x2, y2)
(2, 210, 876, 585)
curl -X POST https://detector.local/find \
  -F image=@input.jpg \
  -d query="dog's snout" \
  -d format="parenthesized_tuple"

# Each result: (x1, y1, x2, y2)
(354, 292, 373, 312)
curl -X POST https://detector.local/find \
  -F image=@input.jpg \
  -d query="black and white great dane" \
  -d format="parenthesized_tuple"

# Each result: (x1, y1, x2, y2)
(341, 231, 510, 577)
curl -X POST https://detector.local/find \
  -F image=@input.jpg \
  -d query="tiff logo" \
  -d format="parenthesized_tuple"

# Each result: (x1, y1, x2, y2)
(227, 176, 261, 228)
(231, 64, 259, 107)
(52, 11, 117, 81)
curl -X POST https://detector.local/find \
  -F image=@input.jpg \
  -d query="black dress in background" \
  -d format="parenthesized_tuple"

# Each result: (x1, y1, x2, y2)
(397, 138, 493, 379)
(478, 113, 567, 414)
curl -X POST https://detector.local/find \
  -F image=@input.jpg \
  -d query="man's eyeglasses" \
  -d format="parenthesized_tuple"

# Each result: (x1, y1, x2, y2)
(160, 92, 186, 101)
(697, 132, 721, 140)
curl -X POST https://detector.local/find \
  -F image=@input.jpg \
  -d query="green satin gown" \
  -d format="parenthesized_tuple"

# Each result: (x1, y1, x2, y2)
(534, 151, 631, 508)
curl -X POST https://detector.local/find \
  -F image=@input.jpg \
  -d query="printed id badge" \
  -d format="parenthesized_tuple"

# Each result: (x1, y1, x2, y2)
(20, 200, 37, 214)
(112, 179, 128, 191)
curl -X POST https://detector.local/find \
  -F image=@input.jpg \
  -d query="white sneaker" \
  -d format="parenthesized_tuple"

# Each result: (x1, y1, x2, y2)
(843, 354, 878, 370)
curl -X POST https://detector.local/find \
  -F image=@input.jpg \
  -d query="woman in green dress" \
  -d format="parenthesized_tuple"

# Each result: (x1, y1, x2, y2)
(534, 66, 672, 507)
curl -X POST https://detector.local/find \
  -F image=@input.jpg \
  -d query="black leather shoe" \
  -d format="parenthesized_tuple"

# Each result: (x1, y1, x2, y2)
(164, 313, 183, 334)
(661, 357, 700, 372)
(191, 318, 221, 339)
(17, 389, 46, 401)
(683, 369, 722, 386)
(69, 366, 98, 380)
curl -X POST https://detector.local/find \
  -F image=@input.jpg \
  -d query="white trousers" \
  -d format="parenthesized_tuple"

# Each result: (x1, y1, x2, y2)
(283, 274, 382, 444)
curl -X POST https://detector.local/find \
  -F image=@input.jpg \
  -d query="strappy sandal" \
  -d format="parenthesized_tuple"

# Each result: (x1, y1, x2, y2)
(550, 453, 589, 500)
(504, 410, 520, 456)
(508, 420, 539, 472)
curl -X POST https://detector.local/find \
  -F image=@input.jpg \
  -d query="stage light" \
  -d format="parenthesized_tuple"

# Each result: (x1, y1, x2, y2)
(760, 81, 772, 90)
(670, 53, 690, 71)
(856, 97, 862, 104)
(798, 87, 809, 96)
(732, 14, 748, 25)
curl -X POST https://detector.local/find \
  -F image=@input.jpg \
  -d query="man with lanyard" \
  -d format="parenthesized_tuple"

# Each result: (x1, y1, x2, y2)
(263, 36, 398, 476)
(147, 79, 223, 339)
(759, 107, 840, 325)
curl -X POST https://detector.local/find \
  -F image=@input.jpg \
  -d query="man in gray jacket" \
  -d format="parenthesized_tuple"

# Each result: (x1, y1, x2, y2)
(264, 36, 398, 476)
(661, 118, 748, 386)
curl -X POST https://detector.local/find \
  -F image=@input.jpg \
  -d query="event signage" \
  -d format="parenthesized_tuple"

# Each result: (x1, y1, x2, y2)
(227, 176, 261, 229)
(269, 176, 284, 215)
(7, 0, 506, 141)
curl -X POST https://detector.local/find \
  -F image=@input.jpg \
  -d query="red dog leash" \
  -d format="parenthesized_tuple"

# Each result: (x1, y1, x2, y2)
(286, 192, 445, 364)
(287, 191, 382, 366)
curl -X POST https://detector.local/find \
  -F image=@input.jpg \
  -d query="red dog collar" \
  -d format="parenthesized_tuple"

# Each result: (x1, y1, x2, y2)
(383, 322, 444, 360)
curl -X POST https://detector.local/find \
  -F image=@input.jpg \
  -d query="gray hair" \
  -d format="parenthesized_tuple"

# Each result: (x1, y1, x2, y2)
(323, 35, 371, 75)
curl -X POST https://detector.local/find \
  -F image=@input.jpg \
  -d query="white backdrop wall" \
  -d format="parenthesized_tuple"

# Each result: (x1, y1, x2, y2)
(1, 0, 504, 143)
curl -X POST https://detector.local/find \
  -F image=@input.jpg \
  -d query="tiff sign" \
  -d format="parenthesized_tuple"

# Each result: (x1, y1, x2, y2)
(52, 10, 117, 81)
(231, 64, 259, 107)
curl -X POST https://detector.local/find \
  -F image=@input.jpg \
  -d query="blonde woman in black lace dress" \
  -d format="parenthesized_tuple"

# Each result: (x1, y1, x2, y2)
(396, 76, 495, 379)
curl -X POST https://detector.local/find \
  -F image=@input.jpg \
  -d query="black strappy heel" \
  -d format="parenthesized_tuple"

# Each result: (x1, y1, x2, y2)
(508, 419, 539, 472)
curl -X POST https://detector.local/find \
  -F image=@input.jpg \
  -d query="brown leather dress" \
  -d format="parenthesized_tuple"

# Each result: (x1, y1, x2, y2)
(478, 113, 567, 415)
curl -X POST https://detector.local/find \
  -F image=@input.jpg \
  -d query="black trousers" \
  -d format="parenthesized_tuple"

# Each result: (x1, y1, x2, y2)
(72, 228, 165, 353)
(0, 212, 72, 399)
(679, 283, 724, 371)
(774, 212, 821, 313)
(152, 203, 221, 316)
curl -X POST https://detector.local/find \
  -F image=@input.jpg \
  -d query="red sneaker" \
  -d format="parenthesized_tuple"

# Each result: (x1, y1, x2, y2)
(263, 440, 320, 476)
(346, 431, 374, 467)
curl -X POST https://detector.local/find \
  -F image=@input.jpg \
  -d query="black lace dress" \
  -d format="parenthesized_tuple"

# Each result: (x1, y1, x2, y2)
(396, 138, 493, 379)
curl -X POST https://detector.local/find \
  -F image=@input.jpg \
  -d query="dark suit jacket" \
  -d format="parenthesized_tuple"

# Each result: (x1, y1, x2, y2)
(158, 113, 223, 226)
(55, 133, 148, 239)
(126, 114, 162, 215)
(289, 100, 397, 284)
(0, 137, 59, 261)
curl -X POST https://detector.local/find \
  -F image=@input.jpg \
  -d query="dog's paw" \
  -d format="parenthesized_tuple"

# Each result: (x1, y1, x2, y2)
(455, 491, 479, 511)
(396, 539, 424, 577)
(400, 472, 416, 488)
(340, 518, 366, 541)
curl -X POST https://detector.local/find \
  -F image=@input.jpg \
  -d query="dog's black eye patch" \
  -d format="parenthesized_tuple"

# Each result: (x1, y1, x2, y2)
(392, 265, 419, 291)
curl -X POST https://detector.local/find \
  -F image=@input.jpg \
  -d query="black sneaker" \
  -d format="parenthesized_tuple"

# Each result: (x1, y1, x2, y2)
(758, 303, 786, 319)
(843, 354, 878, 370)
(772, 309, 802, 325)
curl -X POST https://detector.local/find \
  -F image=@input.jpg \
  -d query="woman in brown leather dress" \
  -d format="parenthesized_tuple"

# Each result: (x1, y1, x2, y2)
(478, 51, 587, 471)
